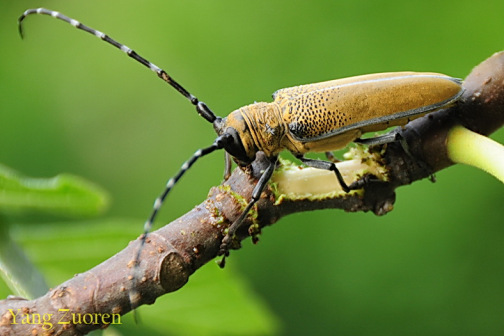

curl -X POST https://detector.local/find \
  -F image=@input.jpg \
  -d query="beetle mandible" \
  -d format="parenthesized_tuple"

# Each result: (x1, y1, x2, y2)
(18, 8, 464, 267)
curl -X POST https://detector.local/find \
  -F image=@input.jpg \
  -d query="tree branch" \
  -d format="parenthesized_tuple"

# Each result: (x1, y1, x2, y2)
(1, 52, 503, 336)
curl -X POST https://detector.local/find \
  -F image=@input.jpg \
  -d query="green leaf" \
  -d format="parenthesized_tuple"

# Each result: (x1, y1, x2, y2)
(0, 163, 109, 217)
(5, 218, 280, 336)
(0, 223, 48, 299)
(6, 219, 138, 286)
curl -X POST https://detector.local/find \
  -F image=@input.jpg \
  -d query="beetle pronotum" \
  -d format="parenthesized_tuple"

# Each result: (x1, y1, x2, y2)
(18, 9, 464, 273)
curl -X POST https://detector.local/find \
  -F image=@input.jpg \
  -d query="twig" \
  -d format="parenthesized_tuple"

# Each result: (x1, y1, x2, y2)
(1, 52, 503, 336)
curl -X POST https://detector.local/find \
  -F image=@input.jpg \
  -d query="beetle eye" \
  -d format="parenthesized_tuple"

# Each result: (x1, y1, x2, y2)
(224, 127, 251, 164)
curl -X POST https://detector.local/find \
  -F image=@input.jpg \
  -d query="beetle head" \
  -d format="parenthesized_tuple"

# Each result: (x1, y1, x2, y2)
(213, 111, 258, 166)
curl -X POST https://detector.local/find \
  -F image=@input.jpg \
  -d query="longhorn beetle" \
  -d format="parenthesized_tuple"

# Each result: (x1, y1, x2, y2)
(18, 9, 464, 272)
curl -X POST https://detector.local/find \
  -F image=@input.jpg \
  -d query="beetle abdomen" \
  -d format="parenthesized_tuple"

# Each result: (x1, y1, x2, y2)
(276, 72, 463, 142)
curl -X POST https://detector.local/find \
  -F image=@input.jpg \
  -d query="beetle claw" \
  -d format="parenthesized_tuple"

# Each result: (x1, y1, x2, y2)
(217, 237, 231, 268)
(217, 255, 227, 268)
(348, 174, 382, 190)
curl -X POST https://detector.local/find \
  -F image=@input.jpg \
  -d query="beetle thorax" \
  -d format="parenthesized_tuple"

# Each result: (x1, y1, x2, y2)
(239, 102, 285, 158)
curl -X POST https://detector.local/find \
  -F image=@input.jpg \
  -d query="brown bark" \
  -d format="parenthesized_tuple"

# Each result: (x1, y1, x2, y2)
(1, 52, 503, 336)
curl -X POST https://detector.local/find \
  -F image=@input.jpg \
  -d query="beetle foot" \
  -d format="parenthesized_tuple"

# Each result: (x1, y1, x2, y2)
(217, 255, 227, 268)
(217, 240, 230, 268)
(248, 223, 261, 244)
(218, 235, 231, 255)
(325, 151, 341, 163)
(217, 233, 240, 268)
(348, 174, 381, 190)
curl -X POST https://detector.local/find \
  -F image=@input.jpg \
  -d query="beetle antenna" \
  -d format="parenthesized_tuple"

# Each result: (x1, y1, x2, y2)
(18, 8, 217, 123)
(129, 133, 232, 309)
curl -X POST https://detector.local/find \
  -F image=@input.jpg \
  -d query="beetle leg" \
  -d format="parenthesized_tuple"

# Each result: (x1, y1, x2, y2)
(394, 132, 437, 183)
(347, 174, 379, 190)
(357, 130, 436, 185)
(325, 151, 341, 163)
(354, 131, 399, 146)
(223, 152, 232, 180)
(297, 155, 350, 192)
(217, 157, 278, 268)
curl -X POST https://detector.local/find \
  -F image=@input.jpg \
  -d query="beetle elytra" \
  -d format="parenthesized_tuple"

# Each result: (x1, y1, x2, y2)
(18, 8, 464, 272)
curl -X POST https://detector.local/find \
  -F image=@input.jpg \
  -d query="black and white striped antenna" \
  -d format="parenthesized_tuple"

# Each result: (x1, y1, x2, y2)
(18, 8, 232, 311)
(18, 8, 218, 123)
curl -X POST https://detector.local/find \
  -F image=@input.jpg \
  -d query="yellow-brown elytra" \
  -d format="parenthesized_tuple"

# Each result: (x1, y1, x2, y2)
(18, 8, 464, 275)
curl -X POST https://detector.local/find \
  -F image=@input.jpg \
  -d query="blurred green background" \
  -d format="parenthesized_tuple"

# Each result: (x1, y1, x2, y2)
(1, 0, 503, 335)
